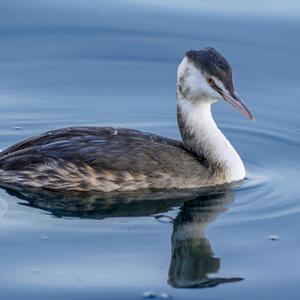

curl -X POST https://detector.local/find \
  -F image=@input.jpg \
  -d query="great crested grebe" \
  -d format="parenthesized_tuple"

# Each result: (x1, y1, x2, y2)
(0, 47, 254, 193)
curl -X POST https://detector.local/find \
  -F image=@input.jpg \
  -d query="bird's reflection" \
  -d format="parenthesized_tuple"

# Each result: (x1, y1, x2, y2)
(168, 192, 243, 288)
(5, 187, 215, 219)
(4, 186, 243, 288)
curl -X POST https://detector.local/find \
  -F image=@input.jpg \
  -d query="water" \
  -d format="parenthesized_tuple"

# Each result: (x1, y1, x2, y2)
(0, 1, 300, 299)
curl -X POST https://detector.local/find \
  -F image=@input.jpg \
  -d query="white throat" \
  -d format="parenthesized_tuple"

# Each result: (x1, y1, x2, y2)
(177, 95, 246, 183)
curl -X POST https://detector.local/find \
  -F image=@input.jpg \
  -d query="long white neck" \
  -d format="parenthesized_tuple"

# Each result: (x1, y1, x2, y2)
(177, 95, 246, 183)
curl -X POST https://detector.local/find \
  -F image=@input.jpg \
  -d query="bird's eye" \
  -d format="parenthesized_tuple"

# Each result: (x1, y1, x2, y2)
(207, 78, 214, 85)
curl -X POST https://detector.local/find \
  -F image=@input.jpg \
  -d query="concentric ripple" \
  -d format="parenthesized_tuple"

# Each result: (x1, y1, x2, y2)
(217, 123, 300, 225)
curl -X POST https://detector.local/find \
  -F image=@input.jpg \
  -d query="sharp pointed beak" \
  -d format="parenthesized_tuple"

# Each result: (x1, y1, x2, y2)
(219, 90, 255, 121)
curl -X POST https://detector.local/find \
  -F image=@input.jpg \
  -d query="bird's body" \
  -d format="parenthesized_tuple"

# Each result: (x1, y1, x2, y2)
(0, 48, 254, 193)
(0, 126, 218, 191)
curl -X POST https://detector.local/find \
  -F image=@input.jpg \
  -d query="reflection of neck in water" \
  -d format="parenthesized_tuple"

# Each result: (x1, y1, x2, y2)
(168, 192, 243, 288)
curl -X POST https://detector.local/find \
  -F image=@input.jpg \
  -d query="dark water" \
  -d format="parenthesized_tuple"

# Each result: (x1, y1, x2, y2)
(0, 1, 300, 299)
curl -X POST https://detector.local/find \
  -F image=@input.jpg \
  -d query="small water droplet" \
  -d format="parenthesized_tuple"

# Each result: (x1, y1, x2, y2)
(269, 235, 279, 241)
(159, 292, 172, 299)
(41, 235, 49, 240)
(143, 291, 157, 299)
(142, 291, 171, 299)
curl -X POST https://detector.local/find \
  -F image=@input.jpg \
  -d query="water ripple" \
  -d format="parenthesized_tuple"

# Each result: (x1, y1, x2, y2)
(218, 124, 300, 225)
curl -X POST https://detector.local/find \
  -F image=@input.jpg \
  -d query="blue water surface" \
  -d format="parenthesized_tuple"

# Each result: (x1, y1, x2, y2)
(0, 1, 299, 299)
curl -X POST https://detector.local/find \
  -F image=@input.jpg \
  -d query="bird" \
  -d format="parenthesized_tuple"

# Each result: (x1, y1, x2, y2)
(0, 47, 254, 193)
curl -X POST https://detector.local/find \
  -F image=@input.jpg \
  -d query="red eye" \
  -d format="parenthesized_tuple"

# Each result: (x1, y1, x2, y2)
(207, 78, 214, 85)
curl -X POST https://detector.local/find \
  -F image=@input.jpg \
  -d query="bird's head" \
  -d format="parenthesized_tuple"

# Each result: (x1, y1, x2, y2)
(177, 47, 254, 120)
